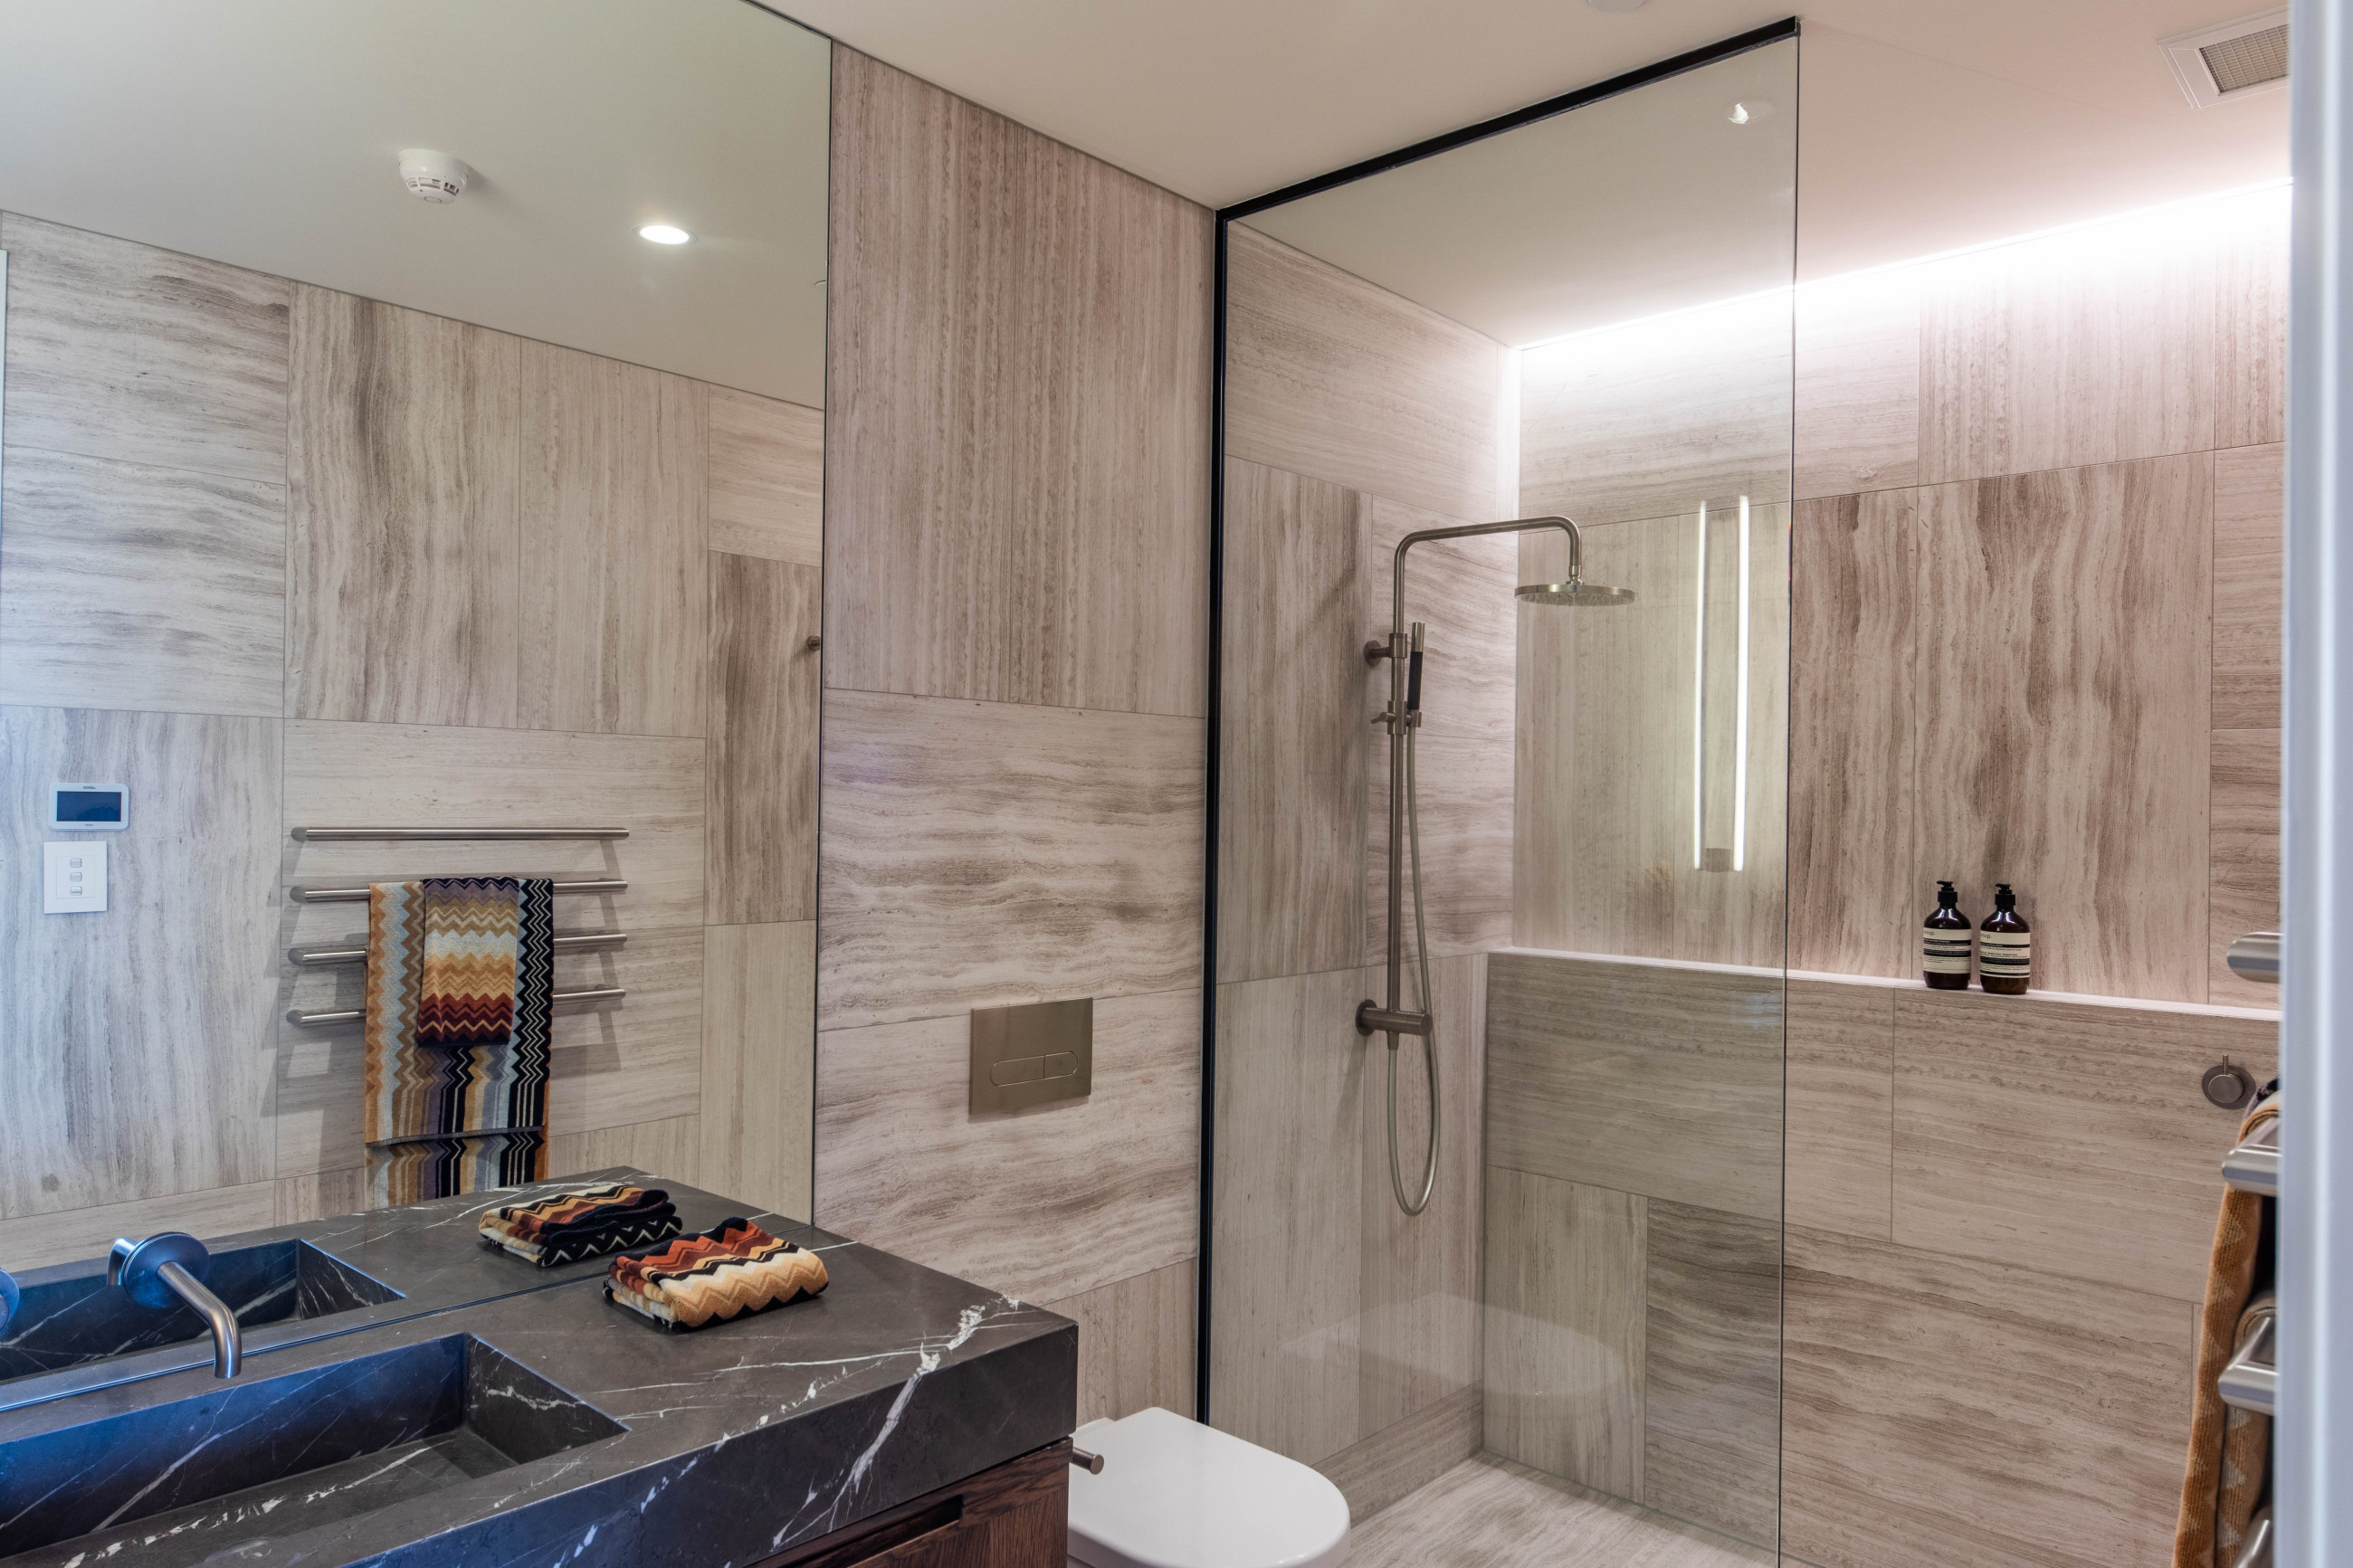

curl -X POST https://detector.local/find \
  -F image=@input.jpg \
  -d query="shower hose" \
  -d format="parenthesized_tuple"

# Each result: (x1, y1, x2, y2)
(1390, 721, 1440, 1216)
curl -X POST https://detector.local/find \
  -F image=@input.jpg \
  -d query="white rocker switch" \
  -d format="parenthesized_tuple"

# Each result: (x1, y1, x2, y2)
(43, 841, 107, 914)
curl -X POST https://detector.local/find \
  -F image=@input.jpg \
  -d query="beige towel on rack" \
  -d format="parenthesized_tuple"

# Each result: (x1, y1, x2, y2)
(2173, 1097, 2279, 1568)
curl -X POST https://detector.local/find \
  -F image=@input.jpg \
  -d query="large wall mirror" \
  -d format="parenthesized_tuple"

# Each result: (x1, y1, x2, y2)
(0, 0, 830, 1260)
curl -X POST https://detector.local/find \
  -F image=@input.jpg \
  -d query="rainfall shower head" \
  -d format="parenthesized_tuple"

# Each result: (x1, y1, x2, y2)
(1517, 579, 1635, 606)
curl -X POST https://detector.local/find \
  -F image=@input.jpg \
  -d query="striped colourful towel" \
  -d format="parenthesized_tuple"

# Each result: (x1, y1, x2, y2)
(363, 877, 555, 1205)
(605, 1218, 828, 1330)
(480, 1183, 681, 1269)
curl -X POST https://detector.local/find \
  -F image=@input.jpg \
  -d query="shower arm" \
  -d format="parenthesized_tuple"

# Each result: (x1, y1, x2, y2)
(1358, 515, 1586, 1043)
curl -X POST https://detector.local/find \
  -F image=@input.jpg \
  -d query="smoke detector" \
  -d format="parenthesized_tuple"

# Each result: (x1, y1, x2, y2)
(398, 148, 472, 204)
(2161, 9, 2289, 108)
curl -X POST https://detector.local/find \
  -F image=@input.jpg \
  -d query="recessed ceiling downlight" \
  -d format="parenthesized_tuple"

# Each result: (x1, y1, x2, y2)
(1586, 0, 1648, 11)
(639, 223, 692, 245)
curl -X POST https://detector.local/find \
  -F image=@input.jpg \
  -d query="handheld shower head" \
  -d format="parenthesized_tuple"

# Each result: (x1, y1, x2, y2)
(1517, 579, 1635, 605)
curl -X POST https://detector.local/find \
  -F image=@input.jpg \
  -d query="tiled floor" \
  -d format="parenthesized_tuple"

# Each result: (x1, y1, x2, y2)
(1349, 1454, 1776, 1567)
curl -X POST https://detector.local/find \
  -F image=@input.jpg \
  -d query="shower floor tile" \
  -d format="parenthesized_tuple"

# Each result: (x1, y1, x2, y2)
(1349, 1453, 1776, 1567)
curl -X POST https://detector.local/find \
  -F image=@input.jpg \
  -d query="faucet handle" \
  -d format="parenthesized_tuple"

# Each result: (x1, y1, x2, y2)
(110, 1232, 212, 1311)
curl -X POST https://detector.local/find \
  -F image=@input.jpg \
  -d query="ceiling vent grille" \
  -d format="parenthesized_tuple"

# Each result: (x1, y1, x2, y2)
(2164, 10, 2291, 107)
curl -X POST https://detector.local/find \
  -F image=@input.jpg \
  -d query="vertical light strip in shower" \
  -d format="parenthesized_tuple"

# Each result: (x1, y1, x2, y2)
(1692, 500, 1709, 870)
(1733, 493, 1751, 871)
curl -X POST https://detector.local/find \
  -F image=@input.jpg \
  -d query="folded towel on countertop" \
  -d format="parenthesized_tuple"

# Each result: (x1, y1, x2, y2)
(480, 1183, 681, 1269)
(605, 1218, 828, 1330)
(364, 877, 555, 1205)
(2174, 1094, 2280, 1568)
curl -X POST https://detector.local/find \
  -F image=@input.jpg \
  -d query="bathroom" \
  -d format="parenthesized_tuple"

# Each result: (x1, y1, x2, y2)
(0, 1, 2335, 1564)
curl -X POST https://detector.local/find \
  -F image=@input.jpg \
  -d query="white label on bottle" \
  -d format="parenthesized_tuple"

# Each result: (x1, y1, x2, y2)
(1979, 931, 2031, 977)
(1923, 932, 1972, 974)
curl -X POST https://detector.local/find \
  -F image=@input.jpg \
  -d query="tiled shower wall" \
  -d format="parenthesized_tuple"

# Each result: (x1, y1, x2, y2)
(1215, 222, 1518, 1518)
(0, 211, 824, 1266)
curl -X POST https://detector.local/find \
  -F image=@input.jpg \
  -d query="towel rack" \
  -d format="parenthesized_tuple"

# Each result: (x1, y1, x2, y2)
(367, 1125, 546, 1151)
(2224, 1119, 2282, 1196)
(2219, 1299, 2277, 1417)
(2226, 929, 2281, 984)
(289, 987, 624, 1028)
(290, 932, 627, 966)
(295, 826, 629, 841)
(294, 879, 626, 903)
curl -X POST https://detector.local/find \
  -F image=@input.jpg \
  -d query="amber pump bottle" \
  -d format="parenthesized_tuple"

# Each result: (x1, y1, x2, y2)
(1922, 881, 1972, 989)
(1979, 884, 2031, 994)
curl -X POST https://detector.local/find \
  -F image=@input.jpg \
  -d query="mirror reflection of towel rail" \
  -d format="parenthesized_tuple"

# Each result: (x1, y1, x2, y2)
(2223, 1120, 2282, 1196)
(293, 826, 630, 841)
(2218, 1303, 2277, 1417)
(287, 988, 624, 1027)
(290, 932, 627, 966)
(292, 879, 627, 902)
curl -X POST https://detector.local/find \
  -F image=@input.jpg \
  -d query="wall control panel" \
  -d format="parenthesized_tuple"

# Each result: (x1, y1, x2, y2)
(43, 841, 108, 914)
(48, 783, 128, 831)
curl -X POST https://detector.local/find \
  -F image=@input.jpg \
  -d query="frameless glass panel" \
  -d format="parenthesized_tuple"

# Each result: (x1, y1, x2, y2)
(1211, 34, 1796, 1556)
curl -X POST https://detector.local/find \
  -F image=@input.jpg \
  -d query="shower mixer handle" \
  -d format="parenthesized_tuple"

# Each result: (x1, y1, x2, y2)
(1358, 1001, 1432, 1038)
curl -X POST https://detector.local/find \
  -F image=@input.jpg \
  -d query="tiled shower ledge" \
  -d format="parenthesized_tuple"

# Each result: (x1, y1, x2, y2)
(1495, 946, 2282, 1024)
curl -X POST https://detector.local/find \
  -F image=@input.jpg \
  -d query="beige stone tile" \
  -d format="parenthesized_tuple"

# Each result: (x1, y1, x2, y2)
(826, 49, 1209, 718)
(707, 554, 822, 926)
(1366, 731, 1515, 966)
(1914, 457, 2212, 1002)
(709, 385, 824, 565)
(700, 922, 816, 1225)
(2215, 186, 2291, 452)
(1515, 510, 1789, 970)
(1210, 966, 1369, 1467)
(287, 288, 522, 728)
(1918, 222, 2215, 484)
(0, 448, 284, 717)
(815, 987, 1198, 1305)
(274, 1168, 364, 1228)
(2213, 442, 2283, 732)
(518, 340, 708, 738)
(0, 1183, 278, 1271)
(1782, 1227, 2196, 1568)
(1788, 491, 1916, 979)
(1367, 496, 1519, 752)
(1643, 1202, 1780, 1548)
(1486, 954, 1783, 1221)
(1794, 268, 1920, 500)
(1227, 223, 1510, 525)
(1891, 987, 2275, 1302)
(281, 719, 708, 932)
(1483, 1168, 1647, 1501)
(1041, 1258, 1196, 1424)
(1217, 457, 1368, 984)
(547, 1115, 702, 1190)
(1785, 978, 1895, 1240)
(1351, 1455, 1772, 1567)
(1359, 954, 1486, 1435)
(0, 212, 290, 484)
(1519, 288, 1792, 527)
(2210, 729, 2282, 1008)
(1315, 1385, 1481, 1525)
(0, 707, 280, 1221)
(816, 689, 1202, 1031)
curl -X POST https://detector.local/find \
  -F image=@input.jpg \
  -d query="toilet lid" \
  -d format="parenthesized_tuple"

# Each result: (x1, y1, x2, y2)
(1067, 1408, 1350, 1568)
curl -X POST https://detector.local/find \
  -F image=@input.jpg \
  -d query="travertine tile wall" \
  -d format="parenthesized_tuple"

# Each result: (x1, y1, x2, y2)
(1216, 220, 1515, 1517)
(812, 47, 1211, 1426)
(0, 210, 822, 1267)
(1775, 185, 2290, 1568)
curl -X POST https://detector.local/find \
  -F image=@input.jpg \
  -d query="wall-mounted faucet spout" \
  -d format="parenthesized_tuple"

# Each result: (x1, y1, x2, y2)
(111, 1232, 242, 1379)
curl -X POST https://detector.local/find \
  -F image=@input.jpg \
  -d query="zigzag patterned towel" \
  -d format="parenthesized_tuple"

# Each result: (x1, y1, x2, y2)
(480, 1183, 681, 1269)
(419, 877, 520, 1045)
(605, 1218, 829, 1330)
(364, 878, 555, 1204)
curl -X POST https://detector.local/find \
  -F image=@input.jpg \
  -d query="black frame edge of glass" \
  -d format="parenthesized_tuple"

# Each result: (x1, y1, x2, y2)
(1195, 15, 1803, 1426)
(1217, 15, 1800, 223)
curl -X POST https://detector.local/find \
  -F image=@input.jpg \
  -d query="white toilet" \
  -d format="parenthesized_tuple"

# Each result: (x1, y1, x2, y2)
(1066, 1407, 1350, 1568)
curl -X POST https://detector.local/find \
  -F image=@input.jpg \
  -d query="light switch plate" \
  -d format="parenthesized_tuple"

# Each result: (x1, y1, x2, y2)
(43, 841, 107, 914)
(969, 997, 1092, 1115)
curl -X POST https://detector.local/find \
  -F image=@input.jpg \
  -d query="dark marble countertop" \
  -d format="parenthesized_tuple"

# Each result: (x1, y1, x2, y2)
(0, 1176, 1078, 1568)
(0, 1168, 805, 1414)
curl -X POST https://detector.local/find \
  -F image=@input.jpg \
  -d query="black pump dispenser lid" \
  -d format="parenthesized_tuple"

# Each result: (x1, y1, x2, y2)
(1936, 880, 1958, 908)
(1994, 883, 2016, 911)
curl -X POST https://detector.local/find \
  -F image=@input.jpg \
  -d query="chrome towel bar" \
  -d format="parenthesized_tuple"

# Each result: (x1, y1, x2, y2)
(293, 879, 627, 903)
(2225, 929, 2280, 984)
(289, 988, 624, 1027)
(295, 826, 629, 841)
(367, 1125, 546, 1150)
(2219, 1300, 2278, 1417)
(291, 932, 626, 966)
(2224, 1121, 2282, 1196)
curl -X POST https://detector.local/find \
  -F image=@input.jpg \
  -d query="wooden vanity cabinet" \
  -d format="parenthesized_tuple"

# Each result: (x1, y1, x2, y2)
(752, 1440, 1072, 1567)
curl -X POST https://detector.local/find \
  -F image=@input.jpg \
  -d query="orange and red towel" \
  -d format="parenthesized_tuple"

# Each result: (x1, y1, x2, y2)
(605, 1217, 828, 1329)
(480, 1183, 680, 1269)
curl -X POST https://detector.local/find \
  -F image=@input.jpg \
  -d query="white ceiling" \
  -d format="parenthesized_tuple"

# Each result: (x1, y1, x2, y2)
(765, 0, 2290, 285)
(0, 0, 833, 406)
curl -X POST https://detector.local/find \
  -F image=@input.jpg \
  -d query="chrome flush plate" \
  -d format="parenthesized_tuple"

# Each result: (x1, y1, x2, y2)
(969, 998, 1093, 1115)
